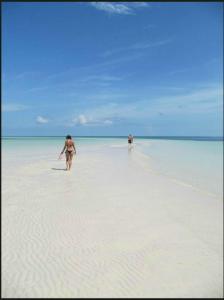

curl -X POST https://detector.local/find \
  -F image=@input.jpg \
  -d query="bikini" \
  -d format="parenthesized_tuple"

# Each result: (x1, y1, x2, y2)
(66, 149, 73, 153)
(66, 141, 74, 153)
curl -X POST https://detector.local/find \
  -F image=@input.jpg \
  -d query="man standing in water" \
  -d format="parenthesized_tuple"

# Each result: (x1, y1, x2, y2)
(60, 135, 76, 171)
(128, 134, 133, 144)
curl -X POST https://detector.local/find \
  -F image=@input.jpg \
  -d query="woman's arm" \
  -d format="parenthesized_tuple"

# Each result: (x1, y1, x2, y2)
(61, 141, 66, 154)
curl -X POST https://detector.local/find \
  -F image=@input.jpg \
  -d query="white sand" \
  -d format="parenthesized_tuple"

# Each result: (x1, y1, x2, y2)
(2, 145, 223, 298)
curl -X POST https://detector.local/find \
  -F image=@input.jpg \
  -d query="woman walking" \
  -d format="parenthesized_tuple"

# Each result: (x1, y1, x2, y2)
(60, 135, 76, 171)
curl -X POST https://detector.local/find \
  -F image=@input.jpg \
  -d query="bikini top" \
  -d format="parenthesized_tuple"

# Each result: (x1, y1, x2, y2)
(66, 140, 73, 150)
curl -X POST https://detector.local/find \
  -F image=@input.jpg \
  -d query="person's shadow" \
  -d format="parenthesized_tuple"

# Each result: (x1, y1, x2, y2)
(51, 168, 67, 171)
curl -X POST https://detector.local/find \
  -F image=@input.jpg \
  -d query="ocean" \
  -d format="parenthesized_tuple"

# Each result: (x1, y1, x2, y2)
(2, 136, 223, 198)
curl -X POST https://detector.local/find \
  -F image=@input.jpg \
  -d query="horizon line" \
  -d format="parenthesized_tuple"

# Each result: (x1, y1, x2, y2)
(2, 135, 223, 138)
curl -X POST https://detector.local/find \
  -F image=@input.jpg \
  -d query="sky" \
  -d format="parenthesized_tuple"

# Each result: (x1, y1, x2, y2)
(2, 2, 223, 136)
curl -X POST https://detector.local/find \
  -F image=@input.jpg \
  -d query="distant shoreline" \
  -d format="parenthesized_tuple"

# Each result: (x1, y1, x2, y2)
(1, 136, 223, 141)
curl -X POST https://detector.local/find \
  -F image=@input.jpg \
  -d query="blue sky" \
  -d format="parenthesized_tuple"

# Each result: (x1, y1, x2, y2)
(2, 2, 223, 136)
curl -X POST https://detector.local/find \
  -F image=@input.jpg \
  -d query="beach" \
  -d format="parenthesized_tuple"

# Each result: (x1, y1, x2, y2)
(2, 137, 223, 298)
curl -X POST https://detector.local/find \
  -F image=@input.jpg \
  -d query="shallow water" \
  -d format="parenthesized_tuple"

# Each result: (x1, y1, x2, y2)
(2, 137, 223, 197)
(137, 139, 223, 197)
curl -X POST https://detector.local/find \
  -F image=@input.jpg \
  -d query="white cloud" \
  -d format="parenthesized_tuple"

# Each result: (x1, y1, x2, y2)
(90, 2, 149, 15)
(71, 103, 135, 127)
(3, 103, 29, 112)
(36, 116, 49, 124)
(91, 2, 133, 15)
(73, 114, 88, 125)
(72, 113, 114, 127)
(78, 114, 87, 125)
(130, 2, 149, 8)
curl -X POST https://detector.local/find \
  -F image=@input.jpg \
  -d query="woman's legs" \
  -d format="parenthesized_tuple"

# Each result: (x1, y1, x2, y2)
(65, 152, 69, 170)
(68, 153, 73, 170)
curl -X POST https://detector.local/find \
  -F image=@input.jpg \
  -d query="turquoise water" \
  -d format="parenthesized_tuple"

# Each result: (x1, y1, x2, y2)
(2, 137, 223, 197)
(137, 139, 223, 197)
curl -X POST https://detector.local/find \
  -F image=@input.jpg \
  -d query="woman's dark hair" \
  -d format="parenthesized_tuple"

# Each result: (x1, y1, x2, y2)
(66, 135, 72, 139)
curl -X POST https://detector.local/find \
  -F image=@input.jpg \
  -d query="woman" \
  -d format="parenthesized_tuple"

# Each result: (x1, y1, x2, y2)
(60, 135, 76, 171)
